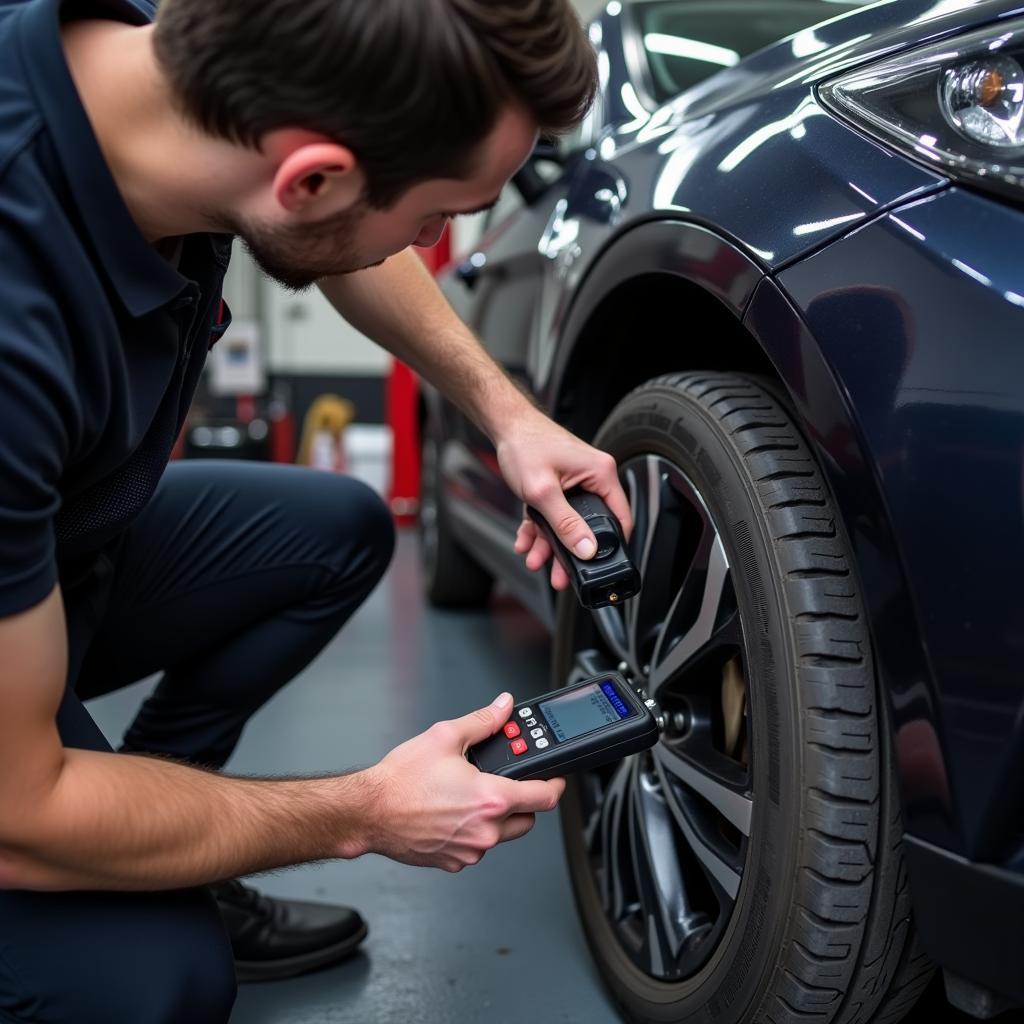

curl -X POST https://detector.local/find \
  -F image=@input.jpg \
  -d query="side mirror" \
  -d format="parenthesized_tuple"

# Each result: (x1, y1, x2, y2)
(511, 141, 565, 204)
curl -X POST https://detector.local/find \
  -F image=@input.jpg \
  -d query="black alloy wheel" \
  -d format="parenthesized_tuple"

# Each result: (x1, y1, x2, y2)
(556, 374, 933, 1024)
(564, 453, 750, 982)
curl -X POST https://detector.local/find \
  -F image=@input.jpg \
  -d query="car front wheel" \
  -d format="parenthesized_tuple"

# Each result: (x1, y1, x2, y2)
(556, 373, 932, 1024)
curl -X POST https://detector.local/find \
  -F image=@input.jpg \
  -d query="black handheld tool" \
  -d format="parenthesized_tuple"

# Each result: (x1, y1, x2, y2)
(528, 488, 640, 610)
(468, 672, 660, 780)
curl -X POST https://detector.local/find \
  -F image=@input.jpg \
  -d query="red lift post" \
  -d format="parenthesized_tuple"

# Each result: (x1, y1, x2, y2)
(387, 229, 453, 524)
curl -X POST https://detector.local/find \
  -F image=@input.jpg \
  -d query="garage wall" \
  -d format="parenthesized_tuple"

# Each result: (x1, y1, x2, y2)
(218, 243, 389, 423)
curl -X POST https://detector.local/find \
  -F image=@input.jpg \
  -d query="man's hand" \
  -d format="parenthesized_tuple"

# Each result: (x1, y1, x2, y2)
(500, 409, 632, 590)
(361, 693, 565, 872)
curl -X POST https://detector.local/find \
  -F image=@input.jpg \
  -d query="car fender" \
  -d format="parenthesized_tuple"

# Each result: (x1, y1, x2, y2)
(546, 218, 942, 845)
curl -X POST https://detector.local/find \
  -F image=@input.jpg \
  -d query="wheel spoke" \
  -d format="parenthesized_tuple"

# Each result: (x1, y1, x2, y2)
(591, 605, 631, 669)
(650, 533, 731, 693)
(591, 458, 659, 678)
(581, 770, 602, 851)
(623, 458, 658, 580)
(652, 743, 752, 836)
(628, 778, 673, 975)
(648, 519, 715, 679)
(600, 758, 634, 920)
(626, 456, 665, 653)
(654, 759, 743, 901)
(631, 768, 712, 964)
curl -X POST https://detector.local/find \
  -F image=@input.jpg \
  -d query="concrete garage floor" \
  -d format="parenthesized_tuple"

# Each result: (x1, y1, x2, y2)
(87, 530, 1018, 1024)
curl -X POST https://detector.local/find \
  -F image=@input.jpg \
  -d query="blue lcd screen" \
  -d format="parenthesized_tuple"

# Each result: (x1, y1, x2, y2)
(540, 680, 632, 743)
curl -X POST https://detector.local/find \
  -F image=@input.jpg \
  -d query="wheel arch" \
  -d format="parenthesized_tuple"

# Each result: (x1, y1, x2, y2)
(543, 220, 770, 444)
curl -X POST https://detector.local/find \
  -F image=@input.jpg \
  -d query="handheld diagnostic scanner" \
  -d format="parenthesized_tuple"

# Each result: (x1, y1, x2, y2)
(468, 672, 660, 781)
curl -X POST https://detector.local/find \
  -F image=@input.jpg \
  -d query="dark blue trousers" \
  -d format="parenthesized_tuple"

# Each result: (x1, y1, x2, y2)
(0, 461, 396, 1024)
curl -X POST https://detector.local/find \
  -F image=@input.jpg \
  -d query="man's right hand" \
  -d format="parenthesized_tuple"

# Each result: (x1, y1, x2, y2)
(0, 593, 559, 890)
(356, 692, 565, 872)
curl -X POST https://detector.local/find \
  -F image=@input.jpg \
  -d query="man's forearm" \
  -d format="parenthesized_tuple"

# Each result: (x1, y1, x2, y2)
(318, 248, 632, 564)
(318, 249, 536, 443)
(0, 749, 374, 891)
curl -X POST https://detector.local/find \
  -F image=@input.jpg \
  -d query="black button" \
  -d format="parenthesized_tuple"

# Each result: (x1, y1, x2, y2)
(590, 519, 619, 559)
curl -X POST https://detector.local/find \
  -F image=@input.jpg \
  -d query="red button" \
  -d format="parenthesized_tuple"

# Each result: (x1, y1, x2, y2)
(503, 722, 521, 739)
(510, 738, 528, 756)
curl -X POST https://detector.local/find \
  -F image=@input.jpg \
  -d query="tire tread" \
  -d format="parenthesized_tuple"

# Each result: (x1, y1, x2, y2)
(648, 373, 929, 1024)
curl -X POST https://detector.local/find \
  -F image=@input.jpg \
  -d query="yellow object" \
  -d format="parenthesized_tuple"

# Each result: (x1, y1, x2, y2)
(297, 394, 356, 469)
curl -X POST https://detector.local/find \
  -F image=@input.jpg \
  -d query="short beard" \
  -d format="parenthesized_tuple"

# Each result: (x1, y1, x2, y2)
(215, 197, 381, 292)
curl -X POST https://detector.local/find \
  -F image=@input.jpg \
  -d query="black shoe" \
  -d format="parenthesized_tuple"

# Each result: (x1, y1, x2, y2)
(211, 879, 368, 982)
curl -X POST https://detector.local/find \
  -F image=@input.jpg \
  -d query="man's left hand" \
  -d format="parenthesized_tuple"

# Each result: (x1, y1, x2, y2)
(497, 410, 632, 591)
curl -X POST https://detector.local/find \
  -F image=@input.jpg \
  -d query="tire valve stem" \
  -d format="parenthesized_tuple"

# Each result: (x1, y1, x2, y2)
(644, 698, 667, 733)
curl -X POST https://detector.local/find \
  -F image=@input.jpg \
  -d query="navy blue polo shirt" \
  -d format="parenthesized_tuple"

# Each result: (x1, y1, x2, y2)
(0, 0, 233, 617)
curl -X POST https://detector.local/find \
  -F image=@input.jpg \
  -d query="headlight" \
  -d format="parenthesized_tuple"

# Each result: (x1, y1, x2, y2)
(820, 18, 1024, 200)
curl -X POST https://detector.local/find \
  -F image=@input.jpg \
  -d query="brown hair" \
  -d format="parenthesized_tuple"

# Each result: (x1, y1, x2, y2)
(153, 0, 597, 208)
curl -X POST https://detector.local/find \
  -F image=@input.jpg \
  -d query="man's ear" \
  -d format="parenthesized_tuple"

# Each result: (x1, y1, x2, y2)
(264, 131, 362, 215)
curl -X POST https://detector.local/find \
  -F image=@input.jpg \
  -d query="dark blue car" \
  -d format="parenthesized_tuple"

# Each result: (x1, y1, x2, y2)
(419, 1, 1024, 1021)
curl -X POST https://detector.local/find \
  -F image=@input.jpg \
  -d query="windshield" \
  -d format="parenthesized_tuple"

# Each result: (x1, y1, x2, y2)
(634, 0, 874, 102)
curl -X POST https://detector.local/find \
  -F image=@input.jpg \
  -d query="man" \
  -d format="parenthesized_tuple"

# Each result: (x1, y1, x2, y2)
(0, 0, 632, 1019)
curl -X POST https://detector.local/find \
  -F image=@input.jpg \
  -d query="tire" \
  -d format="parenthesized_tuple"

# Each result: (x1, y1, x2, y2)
(418, 415, 493, 608)
(555, 373, 932, 1024)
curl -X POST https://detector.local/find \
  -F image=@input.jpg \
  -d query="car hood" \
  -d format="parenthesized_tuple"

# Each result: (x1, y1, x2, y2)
(659, 0, 1024, 122)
